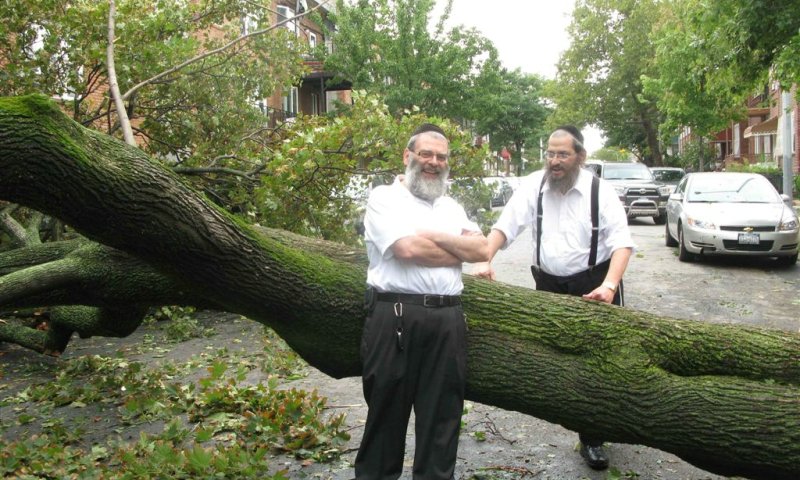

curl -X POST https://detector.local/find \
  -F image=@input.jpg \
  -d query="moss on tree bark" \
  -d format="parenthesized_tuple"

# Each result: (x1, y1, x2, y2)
(1, 95, 799, 480)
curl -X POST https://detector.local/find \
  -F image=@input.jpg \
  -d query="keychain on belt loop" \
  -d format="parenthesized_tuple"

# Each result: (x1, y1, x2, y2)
(393, 302, 404, 351)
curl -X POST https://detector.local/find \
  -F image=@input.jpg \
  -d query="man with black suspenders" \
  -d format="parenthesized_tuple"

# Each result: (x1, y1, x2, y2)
(473, 125, 635, 470)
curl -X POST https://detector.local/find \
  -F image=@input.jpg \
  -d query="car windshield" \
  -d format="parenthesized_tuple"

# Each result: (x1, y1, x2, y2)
(687, 175, 781, 203)
(652, 169, 684, 183)
(603, 164, 653, 180)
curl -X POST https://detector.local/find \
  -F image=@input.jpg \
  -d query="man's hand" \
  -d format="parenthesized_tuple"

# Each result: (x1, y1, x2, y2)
(471, 262, 496, 280)
(582, 285, 615, 304)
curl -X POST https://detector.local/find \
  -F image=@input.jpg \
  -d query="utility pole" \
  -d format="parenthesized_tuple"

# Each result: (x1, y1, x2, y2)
(781, 89, 794, 201)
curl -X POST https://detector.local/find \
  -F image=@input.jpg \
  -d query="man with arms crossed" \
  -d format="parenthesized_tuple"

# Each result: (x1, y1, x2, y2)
(474, 125, 635, 470)
(356, 124, 489, 479)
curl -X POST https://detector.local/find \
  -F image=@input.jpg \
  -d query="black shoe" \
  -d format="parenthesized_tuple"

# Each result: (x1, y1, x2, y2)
(580, 443, 609, 470)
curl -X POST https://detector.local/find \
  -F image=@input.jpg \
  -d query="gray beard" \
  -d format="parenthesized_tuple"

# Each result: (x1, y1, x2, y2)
(547, 165, 581, 194)
(405, 157, 449, 202)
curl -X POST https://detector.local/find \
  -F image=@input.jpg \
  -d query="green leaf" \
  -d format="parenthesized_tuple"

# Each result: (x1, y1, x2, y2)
(186, 445, 213, 472)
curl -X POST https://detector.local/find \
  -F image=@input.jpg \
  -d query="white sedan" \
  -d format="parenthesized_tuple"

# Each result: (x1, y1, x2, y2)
(665, 172, 799, 265)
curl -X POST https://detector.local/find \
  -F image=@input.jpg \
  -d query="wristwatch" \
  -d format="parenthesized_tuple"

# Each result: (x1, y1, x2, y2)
(601, 280, 618, 293)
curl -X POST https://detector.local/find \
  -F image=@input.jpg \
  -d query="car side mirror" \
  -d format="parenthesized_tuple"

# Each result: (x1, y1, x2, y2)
(669, 192, 683, 202)
(780, 193, 792, 207)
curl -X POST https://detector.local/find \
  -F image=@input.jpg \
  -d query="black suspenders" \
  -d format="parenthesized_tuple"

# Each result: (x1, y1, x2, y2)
(535, 174, 600, 269)
(535, 175, 547, 269)
(589, 175, 600, 267)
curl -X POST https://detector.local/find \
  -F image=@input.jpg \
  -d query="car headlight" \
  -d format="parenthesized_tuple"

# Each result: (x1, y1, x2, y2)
(687, 216, 716, 230)
(614, 185, 626, 196)
(779, 217, 799, 231)
(658, 185, 672, 196)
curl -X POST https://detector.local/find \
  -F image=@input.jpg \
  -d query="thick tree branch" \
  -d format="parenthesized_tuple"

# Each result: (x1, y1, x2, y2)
(0, 206, 28, 246)
(0, 241, 214, 312)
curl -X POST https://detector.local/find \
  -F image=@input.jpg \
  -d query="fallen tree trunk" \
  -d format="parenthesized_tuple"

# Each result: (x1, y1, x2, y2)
(1, 95, 798, 480)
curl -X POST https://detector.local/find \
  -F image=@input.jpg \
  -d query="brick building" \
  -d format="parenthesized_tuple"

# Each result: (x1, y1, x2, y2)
(677, 84, 798, 173)
(259, 1, 352, 126)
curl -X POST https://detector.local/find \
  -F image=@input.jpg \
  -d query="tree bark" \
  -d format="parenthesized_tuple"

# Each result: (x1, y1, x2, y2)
(1, 95, 799, 480)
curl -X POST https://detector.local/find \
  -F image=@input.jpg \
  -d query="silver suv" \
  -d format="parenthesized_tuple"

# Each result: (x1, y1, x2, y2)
(586, 161, 671, 224)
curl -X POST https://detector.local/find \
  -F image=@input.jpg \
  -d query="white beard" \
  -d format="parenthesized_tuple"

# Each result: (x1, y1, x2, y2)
(405, 156, 449, 202)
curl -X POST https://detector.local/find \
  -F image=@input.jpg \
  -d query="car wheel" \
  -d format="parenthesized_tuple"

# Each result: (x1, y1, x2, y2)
(653, 213, 667, 225)
(776, 253, 798, 267)
(665, 221, 678, 247)
(678, 224, 695, 262)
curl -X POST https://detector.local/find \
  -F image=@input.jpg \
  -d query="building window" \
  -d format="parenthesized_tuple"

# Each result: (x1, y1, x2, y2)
(283, 87, 299, 117)
(733, 123, 740, 156)
(325, 91, 338, 112)
(242, 13, 258, 35)
(311, 93, 319, 115)
(277, 5, 296, 33)
(308, 32, 317, 49)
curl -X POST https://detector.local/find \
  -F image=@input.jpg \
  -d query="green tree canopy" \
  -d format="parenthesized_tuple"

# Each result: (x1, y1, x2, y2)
(591, 146, 631, 162)
(473, 69, 551, 174)
(552, 0, 664, 165)
(643, 0, 800, 140)
(324, 0, 500, 122)
(0, 0, 307, 157)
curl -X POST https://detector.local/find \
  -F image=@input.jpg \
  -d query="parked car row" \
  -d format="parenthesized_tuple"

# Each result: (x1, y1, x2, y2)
(585, 161, 797, 266)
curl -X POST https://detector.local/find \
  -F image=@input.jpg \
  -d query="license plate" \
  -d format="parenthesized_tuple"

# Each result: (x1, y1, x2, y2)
(738, 233, 760, 245)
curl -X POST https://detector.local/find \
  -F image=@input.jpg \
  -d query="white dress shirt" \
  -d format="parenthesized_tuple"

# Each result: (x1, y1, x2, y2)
(365, 178, 481, 295)
(493, 169, 635, 277)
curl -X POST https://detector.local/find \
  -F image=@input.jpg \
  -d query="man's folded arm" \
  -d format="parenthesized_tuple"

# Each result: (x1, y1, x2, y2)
(415, 230, 489, 263)
(391, 235, 463, 267)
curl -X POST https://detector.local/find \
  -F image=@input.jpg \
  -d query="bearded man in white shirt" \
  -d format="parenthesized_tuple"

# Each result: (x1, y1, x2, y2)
(474, 125, 635, 471)
(356, 124, 489, 480)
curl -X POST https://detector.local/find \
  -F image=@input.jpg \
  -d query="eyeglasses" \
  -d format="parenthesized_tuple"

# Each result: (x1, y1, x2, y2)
(414, 150, 449, 162)
(545, 150, 574, 159)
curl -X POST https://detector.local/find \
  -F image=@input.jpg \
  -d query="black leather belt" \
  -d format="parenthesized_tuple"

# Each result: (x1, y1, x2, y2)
(375, 292, 461, 307)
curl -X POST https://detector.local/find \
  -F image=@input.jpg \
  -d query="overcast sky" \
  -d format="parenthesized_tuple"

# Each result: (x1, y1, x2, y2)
(435, 0, 574, 77)
(433, 0, 605, 153)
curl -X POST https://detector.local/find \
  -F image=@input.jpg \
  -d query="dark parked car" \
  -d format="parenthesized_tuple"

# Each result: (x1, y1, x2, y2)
(650, 167, 686, 194)
(483, 177, 514, 208)
(588, 162, 671, 224)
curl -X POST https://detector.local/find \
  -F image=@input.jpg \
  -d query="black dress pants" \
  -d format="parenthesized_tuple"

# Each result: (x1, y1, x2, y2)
(355, 300, 467, 480)
(531, 261, 623, 448)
